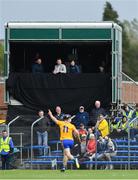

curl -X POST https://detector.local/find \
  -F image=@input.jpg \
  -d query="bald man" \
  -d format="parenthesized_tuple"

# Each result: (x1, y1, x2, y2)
(89, 100, 106, 126)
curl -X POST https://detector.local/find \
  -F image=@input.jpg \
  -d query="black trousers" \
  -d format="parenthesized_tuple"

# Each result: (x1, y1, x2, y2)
(1, 154, 10, 170)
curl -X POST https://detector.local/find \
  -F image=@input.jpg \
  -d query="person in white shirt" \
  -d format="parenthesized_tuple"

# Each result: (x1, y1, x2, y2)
(53, 58, 67, 74)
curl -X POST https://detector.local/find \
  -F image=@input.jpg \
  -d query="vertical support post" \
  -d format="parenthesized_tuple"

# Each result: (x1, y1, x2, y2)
(30, 117, 43, 169)
(20, 133, 23, 164)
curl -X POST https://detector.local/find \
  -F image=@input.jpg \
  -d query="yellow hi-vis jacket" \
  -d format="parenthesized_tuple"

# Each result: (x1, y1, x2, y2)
(98, 119, 109, 137)
(123, 110, 133, 119)
(0, 137, 11, 153)
(136, 111, 138, 117)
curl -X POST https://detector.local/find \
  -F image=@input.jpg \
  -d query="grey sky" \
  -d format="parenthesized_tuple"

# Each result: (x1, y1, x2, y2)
(0, 0, 138, 39)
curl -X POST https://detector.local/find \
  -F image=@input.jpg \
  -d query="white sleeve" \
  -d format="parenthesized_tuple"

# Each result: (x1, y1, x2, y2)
(53, 65, 58, 74)
(61, 64, 67, 73)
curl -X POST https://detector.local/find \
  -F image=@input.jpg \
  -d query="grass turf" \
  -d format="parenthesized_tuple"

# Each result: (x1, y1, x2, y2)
(0, 170, 138, 179)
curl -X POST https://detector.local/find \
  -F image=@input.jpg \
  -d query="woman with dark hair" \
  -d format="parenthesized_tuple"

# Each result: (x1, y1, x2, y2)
(68, 60, 80, 74)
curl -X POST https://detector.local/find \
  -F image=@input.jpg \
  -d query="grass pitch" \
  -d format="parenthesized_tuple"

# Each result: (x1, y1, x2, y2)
(0, 170, 138, 179)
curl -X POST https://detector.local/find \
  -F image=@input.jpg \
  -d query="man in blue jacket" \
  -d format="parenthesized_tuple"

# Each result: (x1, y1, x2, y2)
(73, 106, 89, 128)
(0, 130, 14, 170)
(32, 58, 44, 73)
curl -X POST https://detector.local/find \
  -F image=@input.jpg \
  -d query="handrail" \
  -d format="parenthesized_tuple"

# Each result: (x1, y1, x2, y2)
(94, 124, 99, 170)
(128, 116, 138, 125)
(7, 116, 20, 136)
(121, 72, 138, 86)
(128, 116, 138, 169)
(30, 117, 43, 169)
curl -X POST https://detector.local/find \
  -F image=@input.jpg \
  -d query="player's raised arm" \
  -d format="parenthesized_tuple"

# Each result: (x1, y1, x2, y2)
(48, 109, 58, 124)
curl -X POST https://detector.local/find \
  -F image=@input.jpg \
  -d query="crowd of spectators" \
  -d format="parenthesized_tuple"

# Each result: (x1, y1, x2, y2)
(33, 100, 138, 169)
(31, 54, 107, 74)
(1, 100, 138, 170)
(32, 57, 81, 74)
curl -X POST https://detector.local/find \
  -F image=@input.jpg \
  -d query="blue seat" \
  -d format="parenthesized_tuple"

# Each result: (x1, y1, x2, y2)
(117, 150, 138, 153)
(24, 160, 138, 165)
(117, 145, 138, 148)
(80, 161, 138, 165)
(49, 140, 61, 144)
(115, 139, 136, 143)
(24, 160, 73, 165)
(23, 145, 50, 149)
(51, 150, 62, 155)
(23, 138, 138, 169)
(112, 156, 138, 160)
(37, 155, 63, 159)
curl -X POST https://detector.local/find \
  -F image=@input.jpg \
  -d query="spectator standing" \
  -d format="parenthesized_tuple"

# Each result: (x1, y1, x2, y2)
(96, 114, 109, 138)
(36, 110, 50, 155)
(32, 58, 44, 73)
(55, 106, 65, 120)
(73, 106, 89, 128)
(89, 100, 106, 127)
(50, 106, 65, 138)
(53, 58, 67, 74)
(0, 130, 14, 170)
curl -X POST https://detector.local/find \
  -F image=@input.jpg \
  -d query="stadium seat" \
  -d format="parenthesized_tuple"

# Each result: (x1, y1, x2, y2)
(22, 138, 138, 170)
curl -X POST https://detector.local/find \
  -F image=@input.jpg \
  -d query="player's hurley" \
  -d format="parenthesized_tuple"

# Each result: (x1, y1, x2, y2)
(75, 158, 80, 168)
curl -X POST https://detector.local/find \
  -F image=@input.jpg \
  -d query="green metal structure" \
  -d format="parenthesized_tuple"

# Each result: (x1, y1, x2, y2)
(4, 22, 122, 106)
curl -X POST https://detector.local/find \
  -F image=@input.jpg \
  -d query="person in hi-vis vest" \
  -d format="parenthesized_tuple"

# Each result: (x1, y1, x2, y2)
(0, 130, 14, 170)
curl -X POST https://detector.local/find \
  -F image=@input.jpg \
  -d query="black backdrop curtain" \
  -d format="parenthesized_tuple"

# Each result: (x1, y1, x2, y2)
(7, 73, 111, 114)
